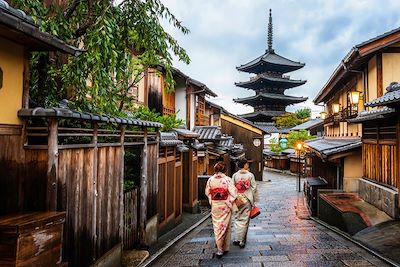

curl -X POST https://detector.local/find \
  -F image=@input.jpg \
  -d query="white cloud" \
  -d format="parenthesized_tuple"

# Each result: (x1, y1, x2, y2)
(162, 0, 400, 118)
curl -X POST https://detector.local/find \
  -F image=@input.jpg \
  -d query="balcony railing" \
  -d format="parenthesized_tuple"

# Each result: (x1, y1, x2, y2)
(323, 107, 358, 124)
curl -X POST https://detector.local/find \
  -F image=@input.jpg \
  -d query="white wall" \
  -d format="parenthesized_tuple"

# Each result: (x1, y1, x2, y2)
(175, 85, 186, 123)
(264, 133, 280, 147)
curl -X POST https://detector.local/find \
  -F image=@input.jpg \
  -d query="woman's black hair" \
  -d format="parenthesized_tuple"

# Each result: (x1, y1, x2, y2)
(237, 158, 248, 169)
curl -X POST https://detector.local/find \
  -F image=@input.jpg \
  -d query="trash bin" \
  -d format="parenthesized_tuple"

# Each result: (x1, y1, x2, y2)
(0, 212, 66, 266)
(304, 177, 328, 216)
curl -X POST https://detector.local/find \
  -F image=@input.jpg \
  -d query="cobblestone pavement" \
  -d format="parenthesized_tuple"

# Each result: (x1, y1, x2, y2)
(151, 170, 390, 267)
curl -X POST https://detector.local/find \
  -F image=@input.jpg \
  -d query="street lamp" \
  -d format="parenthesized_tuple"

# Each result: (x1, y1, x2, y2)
(295, 142, 304, 192)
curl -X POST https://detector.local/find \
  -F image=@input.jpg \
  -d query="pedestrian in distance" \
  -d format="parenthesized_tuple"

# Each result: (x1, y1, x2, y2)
(232, 158, 257, 248)
(205, 161, 237, 258)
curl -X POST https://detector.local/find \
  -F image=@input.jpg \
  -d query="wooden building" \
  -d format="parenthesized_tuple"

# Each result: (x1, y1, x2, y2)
(310, 27, 400, 218)
(349, 82, 400, 218)
(0, 4, 164, 266)
(205, 101, 266, 181)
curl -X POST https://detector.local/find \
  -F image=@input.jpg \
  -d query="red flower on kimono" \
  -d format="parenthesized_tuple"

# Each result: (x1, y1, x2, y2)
(235, 178, 250, 193)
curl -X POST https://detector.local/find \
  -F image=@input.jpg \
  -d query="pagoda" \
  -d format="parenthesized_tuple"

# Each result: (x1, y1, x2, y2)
(234, 9, 307, 123)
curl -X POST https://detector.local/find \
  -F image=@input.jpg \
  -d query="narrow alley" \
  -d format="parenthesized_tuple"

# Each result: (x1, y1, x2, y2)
(152, 170, 390, 267)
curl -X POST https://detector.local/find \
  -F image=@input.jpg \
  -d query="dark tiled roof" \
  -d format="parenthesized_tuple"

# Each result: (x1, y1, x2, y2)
(347, 107, 396, 123)
(305, 137, 361, 159)
(365, 82, 400, 107)
(254, 122, 279, 133)
(173, 128, 200, 139)
(278, 127, 292, 134)
(177, 144, 189, 153)
(18, 108, 163, 128)
(219, 136, 233, 147)
(0, 0, 81, 55)
(192, 126, 221, 140)
(240, 110, 285, 121)
(171, 67, 217, 97)
(237, 51, 305, 74)
(291, 118, 323, 131)
(160, 132, 183, 147)
(235, 74, 306, 90)
(234, 93, 308, 105)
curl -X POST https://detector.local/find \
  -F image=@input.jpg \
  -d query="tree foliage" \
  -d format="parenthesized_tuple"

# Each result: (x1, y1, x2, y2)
(132, 106, 183, 132)
(273, 108, 312, 128)
(295, 107, 311, 120)
(12, 0, 190, 115)
(273, 113, 302, 128)
(287, 130, 315, 148)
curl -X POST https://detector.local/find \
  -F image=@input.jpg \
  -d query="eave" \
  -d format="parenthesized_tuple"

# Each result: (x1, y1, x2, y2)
(0, 5, 81, 55)
(237, 51, 305, 74)
(235, 75, 306, 90)
(234, 93, 307, 105)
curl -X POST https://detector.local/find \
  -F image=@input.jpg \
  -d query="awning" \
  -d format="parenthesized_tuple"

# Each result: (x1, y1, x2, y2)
(347, 107, 396, 123)
(160, 132, 183, 147)
(305, 137, 361, 160)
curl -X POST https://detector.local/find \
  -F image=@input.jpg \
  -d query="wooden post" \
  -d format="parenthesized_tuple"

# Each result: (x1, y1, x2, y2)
(139, 127, 148, 245)
(22, 50, 31, 109)
(377, 54, 383, 97)
(119, 125, 126, 245)
(47, 118, 58, 211)
(92, 122, 98, 261)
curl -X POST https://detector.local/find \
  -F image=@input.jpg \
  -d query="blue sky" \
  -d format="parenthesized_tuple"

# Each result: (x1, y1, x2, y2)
(163, 0, 400, 117)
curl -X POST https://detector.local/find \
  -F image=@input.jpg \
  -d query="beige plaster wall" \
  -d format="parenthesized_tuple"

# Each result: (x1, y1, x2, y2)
(343, 153, 362, 192)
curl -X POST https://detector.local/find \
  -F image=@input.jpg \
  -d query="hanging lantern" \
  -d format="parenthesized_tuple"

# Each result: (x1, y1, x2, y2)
(320, 111, 327, 120)
(332, 103, 341, 114)
(349, 91, 361, 105)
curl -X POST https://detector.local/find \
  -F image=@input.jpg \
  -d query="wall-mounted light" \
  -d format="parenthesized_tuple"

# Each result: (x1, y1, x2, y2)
(349, 91, 361, 105)
(332, 103, 341, 114)
(320, 111, 327, 120)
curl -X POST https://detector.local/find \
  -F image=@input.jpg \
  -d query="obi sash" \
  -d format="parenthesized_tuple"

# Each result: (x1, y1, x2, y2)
(210, 187, 228, 200)
(235, 179, 250, 193)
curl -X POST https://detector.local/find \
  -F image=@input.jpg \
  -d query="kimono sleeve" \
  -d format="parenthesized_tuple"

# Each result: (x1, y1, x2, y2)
(205, 178, 212, 204)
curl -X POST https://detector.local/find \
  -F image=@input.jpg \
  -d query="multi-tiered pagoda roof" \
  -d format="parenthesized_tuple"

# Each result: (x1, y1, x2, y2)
(235, 9, 307, 123)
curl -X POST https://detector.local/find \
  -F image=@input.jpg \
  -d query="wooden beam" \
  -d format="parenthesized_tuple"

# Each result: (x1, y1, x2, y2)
(22, 50, 31, 109)
(119, 125, 126, 245)
(92, 122, 98, 260)
(358, 31, 400, 56)
(46, 118, 58, 211)
(377, 53, 383, 97)
(139, 127, 148, 245)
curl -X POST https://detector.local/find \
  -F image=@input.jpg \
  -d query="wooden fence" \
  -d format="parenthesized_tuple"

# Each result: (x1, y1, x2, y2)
(0, 113, 161, 266)
(123, 188, 138, 250)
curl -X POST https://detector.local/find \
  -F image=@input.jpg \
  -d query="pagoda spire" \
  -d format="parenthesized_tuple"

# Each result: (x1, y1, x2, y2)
(267, 9, 274, 53)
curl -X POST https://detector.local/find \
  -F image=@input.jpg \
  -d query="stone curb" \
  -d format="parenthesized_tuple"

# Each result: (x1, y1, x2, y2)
(310, 217, 399, 267)
(139, 212, 211, 267)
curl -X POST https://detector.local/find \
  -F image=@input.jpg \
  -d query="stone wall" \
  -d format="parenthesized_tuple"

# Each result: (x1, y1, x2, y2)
(359, 178, 399, 219)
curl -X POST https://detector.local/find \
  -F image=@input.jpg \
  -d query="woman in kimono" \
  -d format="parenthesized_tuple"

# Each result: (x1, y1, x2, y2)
(205, 161, 237, 258)
(232, 158, 257, 248)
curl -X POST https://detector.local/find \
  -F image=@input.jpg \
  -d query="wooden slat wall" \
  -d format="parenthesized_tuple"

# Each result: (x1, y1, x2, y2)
(58, 146, 122, 266)
(123, 188, 138, 250)
(0, 129, 47, 215)
(146, 144, 158, 220)
(363, 143, 398, 188)
(157, 147, 183, 234)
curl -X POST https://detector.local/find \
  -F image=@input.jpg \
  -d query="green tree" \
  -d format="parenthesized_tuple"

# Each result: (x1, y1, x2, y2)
(273, 112, 302, 128)
(287, 130, 315, 148)
(295, 107, 311, 120)
(12, 0, 190, 115)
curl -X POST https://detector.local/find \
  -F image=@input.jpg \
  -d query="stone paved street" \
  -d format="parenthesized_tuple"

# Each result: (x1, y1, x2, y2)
(151, 170, 390, 267)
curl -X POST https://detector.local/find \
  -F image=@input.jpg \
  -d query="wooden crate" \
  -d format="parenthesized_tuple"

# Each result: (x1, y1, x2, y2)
(0, 212, 66, 267)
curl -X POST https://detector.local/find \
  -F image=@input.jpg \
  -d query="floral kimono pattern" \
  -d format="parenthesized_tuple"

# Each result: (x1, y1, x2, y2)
(232, 170, 257, 242)
(205, 173, 237, 252)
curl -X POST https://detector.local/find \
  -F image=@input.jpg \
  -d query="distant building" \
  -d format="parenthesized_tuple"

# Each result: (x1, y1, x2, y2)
(291, 118, 324, 137)
(234, 9, 307, 125)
